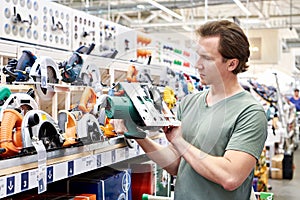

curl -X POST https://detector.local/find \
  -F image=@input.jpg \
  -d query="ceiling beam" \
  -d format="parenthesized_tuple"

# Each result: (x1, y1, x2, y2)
(144, 0, 184, 20)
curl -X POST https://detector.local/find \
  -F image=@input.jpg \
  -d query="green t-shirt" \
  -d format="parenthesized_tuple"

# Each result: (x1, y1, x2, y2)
(174, 90, 267, 200)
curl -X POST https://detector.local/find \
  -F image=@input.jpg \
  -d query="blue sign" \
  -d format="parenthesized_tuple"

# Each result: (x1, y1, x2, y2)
(6, 176, 15, 195)
(38, 177, 45, 193)
(68, 161, 74, 177)
(47, 166, 54, 183)
(21, 172, 29, 191)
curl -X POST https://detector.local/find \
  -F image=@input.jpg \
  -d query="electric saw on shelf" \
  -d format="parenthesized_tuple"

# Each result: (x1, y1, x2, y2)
(104, 82, 181, 139)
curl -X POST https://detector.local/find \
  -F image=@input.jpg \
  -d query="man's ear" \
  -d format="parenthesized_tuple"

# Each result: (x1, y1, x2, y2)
(227, 58, 239, 72)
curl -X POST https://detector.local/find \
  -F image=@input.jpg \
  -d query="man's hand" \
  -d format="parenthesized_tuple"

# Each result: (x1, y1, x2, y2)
(162, 126, 182, 143)
(109, 119, 128, 135)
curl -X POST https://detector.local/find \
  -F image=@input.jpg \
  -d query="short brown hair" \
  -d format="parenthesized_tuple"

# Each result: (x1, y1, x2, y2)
(196, 20, 250, 74)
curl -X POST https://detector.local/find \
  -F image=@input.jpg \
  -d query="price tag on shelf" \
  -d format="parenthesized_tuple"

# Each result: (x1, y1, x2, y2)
(0, 178, 5, 198)
(96, 154, 102, 167)
(125, 147, 129, 159)
(52, 162, 68, 182)
(111, 149, 116, 163)
(101, 151, 112, 167)
(29, 169, 38, 188)
(115, 148, 125, 162)
(75, 155, 96, 174)
(32, 140, 47, 194)
(83, 156, 95, 169)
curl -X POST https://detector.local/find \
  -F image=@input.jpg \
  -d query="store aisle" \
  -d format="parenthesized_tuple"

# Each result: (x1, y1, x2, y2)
(268, 149, 300, 200)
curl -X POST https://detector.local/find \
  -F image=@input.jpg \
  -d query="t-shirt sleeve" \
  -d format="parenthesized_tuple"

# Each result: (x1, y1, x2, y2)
(225, 105, 268, 160)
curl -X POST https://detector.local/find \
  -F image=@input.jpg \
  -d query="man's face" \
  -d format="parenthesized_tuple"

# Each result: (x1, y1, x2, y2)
(195, 36, 228, 86)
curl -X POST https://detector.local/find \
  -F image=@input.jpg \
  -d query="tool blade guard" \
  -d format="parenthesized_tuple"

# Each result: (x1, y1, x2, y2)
(21, 110, 65, 151)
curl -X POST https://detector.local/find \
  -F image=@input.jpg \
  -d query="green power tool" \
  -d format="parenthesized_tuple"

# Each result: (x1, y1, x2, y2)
(105, 82, 180, 139)
(0, 86, 12, 107)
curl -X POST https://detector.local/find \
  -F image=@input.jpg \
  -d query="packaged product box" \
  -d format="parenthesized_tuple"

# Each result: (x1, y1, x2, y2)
(260, 192, 274, 200)
(270, 168, 283, 179)
(74, 193, 96, 200)
(131, 163, 155, 200)
(68, 167, 132, 200)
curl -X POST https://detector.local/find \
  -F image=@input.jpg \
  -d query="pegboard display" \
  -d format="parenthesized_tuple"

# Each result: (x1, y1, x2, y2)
(94, 18, 118, 58)
(114, 25, 137, 60)
(40, 1, 73, 50)
(71, 9, 100, 49)
(1, 0, 198, 76)
(0, 0, 73, 50)
(1, 0, 42, 45)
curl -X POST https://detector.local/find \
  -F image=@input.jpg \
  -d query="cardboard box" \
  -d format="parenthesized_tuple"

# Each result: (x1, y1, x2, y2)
(271, 154, 283, 169)
(271, 168, 282, 179)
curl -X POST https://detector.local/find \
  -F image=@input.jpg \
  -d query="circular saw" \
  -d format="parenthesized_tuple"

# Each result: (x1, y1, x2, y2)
(105, 82, 180, 139)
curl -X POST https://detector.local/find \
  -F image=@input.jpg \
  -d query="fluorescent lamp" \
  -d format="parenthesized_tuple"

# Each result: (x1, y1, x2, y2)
(145, 0, 183, 20)
(233, 0, 251, 16)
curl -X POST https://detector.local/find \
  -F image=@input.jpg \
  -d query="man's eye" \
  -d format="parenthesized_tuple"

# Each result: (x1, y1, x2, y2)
(200, 55, 211, 61)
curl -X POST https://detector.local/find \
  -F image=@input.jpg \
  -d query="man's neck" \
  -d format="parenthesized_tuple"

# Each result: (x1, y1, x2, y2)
(206, 80, 244, 106)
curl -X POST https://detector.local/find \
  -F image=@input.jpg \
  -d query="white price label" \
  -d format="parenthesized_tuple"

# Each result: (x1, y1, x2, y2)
(101, 151, 112, 166)
(116, 148, 125, 162)
(32, 141, 47, 194)
(0, 178, 5, 198)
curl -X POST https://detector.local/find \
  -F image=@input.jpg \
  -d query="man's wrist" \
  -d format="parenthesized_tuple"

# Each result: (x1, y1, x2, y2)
(171, 136, 190, 155)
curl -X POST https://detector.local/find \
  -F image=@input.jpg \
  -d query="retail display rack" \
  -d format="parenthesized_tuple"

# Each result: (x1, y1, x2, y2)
(0, 133, 167, 198)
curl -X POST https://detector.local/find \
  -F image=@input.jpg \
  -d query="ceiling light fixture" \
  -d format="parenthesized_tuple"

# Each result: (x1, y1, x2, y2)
(145, 0, 183, 20)
(84, 0, 89, 8)
(137, 4, 145, 10)
(233, 0, 251, 16)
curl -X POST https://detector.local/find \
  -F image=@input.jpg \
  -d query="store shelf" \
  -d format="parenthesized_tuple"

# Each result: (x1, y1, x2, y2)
(0, 133, 167, 198)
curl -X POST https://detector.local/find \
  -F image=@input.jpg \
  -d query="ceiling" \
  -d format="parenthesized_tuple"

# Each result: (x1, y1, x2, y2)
(53, 0, 300, 46)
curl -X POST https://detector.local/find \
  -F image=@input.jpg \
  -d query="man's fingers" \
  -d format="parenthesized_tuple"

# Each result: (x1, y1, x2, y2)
(110, 119, 128, 134)
(163, 126, 174, 133)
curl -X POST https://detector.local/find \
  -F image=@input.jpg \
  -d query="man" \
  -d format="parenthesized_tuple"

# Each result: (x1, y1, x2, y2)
(112, 20, 267, 200)
(290, 88, 300, 111)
